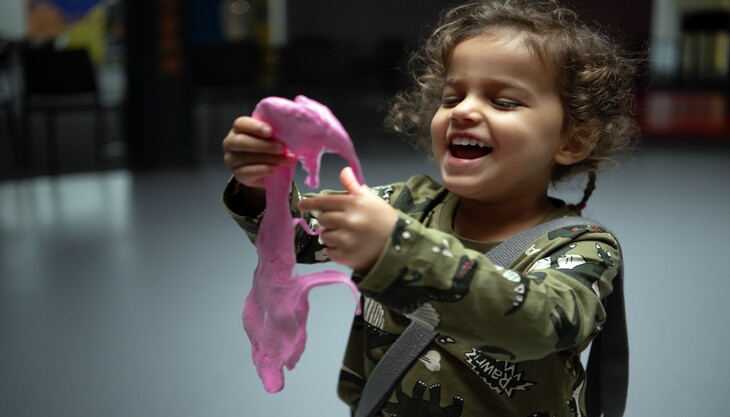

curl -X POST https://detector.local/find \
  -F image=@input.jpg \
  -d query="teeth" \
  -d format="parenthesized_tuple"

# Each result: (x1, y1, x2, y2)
(451, 137, 490, 148)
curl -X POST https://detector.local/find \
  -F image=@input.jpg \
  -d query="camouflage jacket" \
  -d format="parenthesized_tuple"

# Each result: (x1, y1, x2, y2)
(223, 175, 622, 417)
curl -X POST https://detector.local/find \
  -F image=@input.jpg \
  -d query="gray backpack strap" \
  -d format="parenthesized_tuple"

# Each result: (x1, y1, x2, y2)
(586, 254, 628, 417)
(353, 319, 435, 417)
(355, 216, 627, 417)
(486, 216, 593, 267)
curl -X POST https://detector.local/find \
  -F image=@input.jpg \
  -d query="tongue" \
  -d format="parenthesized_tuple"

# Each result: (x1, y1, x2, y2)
(451, 145, 491, 160)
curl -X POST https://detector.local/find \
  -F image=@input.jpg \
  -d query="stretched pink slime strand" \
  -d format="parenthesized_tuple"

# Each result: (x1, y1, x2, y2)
(243, 96, 363, 393)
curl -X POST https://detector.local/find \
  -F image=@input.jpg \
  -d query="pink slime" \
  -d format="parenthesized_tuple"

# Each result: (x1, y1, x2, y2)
(244, 95, 363, 393)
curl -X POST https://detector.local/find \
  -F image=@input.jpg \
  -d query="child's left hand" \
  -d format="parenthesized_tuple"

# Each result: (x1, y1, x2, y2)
(299, 167, 398, 271)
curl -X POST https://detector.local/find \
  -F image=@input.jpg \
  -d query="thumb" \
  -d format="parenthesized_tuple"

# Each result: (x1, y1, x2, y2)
(340, 166, 366, 195)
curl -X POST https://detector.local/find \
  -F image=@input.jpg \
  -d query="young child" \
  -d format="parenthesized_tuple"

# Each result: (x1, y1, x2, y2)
(222, 0, 639, 415)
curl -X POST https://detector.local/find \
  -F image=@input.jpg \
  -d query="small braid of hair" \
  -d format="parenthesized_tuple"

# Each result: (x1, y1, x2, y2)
(571, 170, 597, 214)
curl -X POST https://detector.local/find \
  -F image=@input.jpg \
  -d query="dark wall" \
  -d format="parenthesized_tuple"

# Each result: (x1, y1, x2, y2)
(572, 0, 652, 48)
(281, 0, 463, 95)
(124, 0, 652, 170)
(287, 0, 652, 51)
(125, 0, 194, 169)
(287, 0, 463, 54)
(283, 0, 652, 92)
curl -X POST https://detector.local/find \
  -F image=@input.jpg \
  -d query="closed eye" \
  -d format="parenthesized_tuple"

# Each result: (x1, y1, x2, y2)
(492, 99, 521, 110)
(441, 97, 462, 107)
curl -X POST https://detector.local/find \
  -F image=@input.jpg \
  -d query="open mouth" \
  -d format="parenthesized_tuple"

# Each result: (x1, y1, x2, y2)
(449, 137, 493, 160)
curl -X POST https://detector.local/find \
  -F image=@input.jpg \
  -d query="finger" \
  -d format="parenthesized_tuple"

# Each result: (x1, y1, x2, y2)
(319, 232, 359, 268)
(231, 164, 278, 186)
(315, 211, 350, 231)
(319, 230, 346, 255)
(224, 151, 294, 171)
(340, 166, 366, 195)
(233, 116, 272, 138)
(225, 133, 287, 155)
(299, 194, 353, 212)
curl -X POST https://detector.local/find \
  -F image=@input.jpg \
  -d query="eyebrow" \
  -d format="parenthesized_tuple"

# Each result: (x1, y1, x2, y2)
(443, 76, 537, 100)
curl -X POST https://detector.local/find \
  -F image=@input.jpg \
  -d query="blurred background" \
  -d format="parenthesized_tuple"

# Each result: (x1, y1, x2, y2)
(1, 0, 729, 416)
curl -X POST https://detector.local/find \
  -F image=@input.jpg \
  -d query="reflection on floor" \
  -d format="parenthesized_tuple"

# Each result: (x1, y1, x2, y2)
(1, 142, 730, 416)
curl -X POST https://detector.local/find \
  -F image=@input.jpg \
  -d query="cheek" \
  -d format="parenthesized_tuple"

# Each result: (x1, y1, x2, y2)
(541, 101, 567, 137)
(430, 112, 447, 149)
(544, 114, 565, 140)
(430, 111, 445, 134)
(500, 109, 563, 144)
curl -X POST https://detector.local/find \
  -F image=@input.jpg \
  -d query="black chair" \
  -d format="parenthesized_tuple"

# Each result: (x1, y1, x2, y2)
(20, 44, 105, 175)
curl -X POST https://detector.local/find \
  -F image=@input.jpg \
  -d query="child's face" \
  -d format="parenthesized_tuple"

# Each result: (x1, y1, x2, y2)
(431, 34, 574, 205)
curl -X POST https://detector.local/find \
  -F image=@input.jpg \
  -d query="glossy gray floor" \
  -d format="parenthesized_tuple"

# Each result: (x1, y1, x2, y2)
(2, 142, 729, 416)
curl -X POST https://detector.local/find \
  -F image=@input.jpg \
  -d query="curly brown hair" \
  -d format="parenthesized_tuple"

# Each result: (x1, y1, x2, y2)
(385, 0, 641, 209)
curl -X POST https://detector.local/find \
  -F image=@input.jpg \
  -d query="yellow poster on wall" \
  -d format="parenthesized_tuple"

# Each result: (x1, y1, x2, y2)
(26, 0, 121, 65)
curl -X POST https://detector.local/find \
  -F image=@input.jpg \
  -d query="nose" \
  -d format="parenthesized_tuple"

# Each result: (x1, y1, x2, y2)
(450, 97, 482, 124)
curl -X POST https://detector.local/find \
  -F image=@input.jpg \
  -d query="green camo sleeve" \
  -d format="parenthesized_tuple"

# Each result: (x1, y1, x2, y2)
(357, 206, 620, 362)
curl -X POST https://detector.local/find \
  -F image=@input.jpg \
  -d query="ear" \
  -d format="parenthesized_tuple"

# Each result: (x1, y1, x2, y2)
(554, 133, 594, 166)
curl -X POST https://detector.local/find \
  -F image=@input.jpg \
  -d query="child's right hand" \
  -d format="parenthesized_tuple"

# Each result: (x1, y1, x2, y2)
(222, 116, 296, 188)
